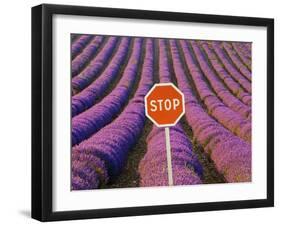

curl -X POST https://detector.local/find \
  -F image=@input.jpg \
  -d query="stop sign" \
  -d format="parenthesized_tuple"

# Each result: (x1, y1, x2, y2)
(145, 83, 185, 127)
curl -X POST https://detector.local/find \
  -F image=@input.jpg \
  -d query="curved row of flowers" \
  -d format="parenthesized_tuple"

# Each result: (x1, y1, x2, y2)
(199, 41, 251, 106)
(240, 42, 252, 59)
(71, 37, 132, 117)
(232, 42, 252, 70)
(72, 37, 119, 94)
(72, 39, 154, 190)
(169, 39, 251, 182)
(212, 41, 251, 93)
(190, 40, 251, 119)
(222, 42, 252, 81)
(71, 35, 93, 60)
(180, 40, 251, 143)
(138, 39, 203, 187)
(71, 38, 144, 146)
(139, 125, 203, 186)
(71, 36, 105, 78)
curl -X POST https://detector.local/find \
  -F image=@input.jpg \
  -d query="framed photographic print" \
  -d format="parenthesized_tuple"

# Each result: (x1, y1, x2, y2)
(31, 4, 274, 221)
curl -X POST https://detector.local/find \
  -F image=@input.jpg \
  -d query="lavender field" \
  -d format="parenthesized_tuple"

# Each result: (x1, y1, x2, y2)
(71, 34, 252, 190)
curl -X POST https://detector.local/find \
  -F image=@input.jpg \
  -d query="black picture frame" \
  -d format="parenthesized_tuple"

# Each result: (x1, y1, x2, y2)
(32, 3, 274, 222)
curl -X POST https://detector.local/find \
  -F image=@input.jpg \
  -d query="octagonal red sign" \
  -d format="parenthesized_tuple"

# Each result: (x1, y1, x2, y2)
(145, 83, 185, 127)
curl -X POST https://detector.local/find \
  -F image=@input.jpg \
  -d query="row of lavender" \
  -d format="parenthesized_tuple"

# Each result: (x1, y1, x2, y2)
(72, 38, 143, 146)
(170, 40, 251, 183)
(72, 39, 154, 189)
(138, 39, 203, 186)
(71, 36, 251, 146)
(71, 34, 252, 189)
